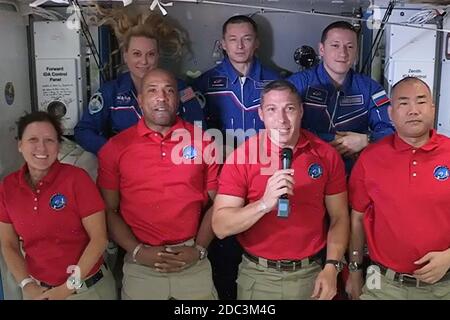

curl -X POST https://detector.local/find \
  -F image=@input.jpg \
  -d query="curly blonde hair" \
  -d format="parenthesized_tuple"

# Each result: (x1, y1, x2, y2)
(96, 6, 185, 59)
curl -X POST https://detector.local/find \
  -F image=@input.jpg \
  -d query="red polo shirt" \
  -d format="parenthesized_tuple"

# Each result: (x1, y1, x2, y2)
(98, 117, 219, 245)
(0, 161, 105, 285)
(349, 131, 450, 273)
(218, 130, 346, 260)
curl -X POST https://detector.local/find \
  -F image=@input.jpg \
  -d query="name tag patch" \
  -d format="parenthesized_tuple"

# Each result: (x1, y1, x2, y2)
(208, 77, 228, 89)
(308, 163, 323, 179)
(254, 80, 272, 90)
(340, 94, 364, 106)
(306, 87, 328, 104)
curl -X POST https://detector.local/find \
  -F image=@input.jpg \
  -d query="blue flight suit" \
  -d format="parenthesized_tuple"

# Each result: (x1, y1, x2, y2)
(74, 72, 204, 154)
(194, 57, 280, 143)
(288, 62, 395, 171)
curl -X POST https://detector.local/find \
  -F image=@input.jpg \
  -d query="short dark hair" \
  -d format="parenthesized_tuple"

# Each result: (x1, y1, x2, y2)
(321, 21, 357, 43)
(260, 80, 302, 106)
(17, 111, 63, 142)
(222, 15, 258, 37)
(141, 67, 179, 94)
(391, 76, 432, 96)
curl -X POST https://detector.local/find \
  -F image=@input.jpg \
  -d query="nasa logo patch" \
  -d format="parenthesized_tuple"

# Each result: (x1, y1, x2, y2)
(49, 193, 67, 211)
(208, 77, 228, 89)
(116, 94, 132, 105)
(433, 165, 449, 181)
(305, 86, 328, 104)
(182, 145, 198, 160)
(308, 163, 323, 179)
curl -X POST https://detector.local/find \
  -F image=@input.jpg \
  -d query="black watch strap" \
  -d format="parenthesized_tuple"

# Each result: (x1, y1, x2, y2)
(325, 259, 343, 272)
(349, 261, 363, 272)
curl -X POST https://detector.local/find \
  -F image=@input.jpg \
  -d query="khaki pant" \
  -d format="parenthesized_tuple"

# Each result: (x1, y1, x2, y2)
(24, 265, 117, 300)
(237, 255, 322, 300)
(0, 252, 22, 300)
(121, 255, 217, 300)
(360, 268, 450, 300)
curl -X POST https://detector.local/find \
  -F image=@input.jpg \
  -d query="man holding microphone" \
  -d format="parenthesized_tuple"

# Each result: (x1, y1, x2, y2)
(212, 80, 349, 300)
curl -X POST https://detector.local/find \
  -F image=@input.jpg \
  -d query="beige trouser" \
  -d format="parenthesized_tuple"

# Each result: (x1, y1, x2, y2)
(121, 253, 217, 300)
(24, 265, 117, 300)
(360, 268, 450, 300)
(0, 251, 22, 300)
(237, 255, 322, 300)
(58, 140, 120, 289)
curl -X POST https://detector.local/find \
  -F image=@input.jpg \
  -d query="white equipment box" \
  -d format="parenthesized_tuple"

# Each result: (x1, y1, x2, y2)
(384, 24, 437, 95)
(34, 21, 87, 135)
(437, 16, 450, 137)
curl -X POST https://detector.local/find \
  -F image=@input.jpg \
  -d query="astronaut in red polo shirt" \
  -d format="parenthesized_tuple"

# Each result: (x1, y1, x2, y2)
(212, 80, 349, 300)
(97, 68, 219, 300)
(348, 77, 450, 300)
(0, 111, 115, 300)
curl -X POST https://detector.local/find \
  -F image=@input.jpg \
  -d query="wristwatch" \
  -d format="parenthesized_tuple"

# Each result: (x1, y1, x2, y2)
(19, 277, 36, 289)
(325, 259, 344, 273)
(67, 275, 83, 290)
(348, 261, 363, 272)
(195, 244, 208, 260)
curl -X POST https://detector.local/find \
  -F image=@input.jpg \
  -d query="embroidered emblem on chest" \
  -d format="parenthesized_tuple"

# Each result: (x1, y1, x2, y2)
(49, 193, 67, 211)
(308, 163, 323, 179)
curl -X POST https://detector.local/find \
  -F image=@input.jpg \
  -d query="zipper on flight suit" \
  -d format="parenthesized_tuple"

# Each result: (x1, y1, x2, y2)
(329, 90, 341, 132)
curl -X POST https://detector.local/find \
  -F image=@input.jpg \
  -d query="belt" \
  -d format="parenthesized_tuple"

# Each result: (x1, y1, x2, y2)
(371, 261, 450, 288)
(40, 264, 106, 291)
(164, 238, 195, 247)
(141, 238, 195, 249)
(243, 251, 322, 272)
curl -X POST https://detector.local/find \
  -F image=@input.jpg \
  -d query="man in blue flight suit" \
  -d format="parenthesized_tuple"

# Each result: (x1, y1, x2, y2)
(194, 15, 280, 149)
(194, 15, 280, 301)
(75, 72, 204, 155)
(288, 21, 394, 172)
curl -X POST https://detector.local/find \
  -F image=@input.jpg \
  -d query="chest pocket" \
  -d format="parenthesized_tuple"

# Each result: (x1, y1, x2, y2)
(165, 160, 206, 207)
(296, 161, 328, 206)
(169, 143, 206, 200)
(254, 80, 271, 90)
(115, 93, 133, 106)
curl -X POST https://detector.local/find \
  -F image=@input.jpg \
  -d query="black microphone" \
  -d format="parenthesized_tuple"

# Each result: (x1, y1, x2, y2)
(277, 147, 293, 218)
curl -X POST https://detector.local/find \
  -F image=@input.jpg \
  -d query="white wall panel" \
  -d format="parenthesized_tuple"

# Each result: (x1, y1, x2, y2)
(0, 7, 31, 179)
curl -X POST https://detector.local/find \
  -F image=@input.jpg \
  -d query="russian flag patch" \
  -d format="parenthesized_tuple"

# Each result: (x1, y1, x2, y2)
(180, 86, 196, 103)
(372, 90, 389, 107)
